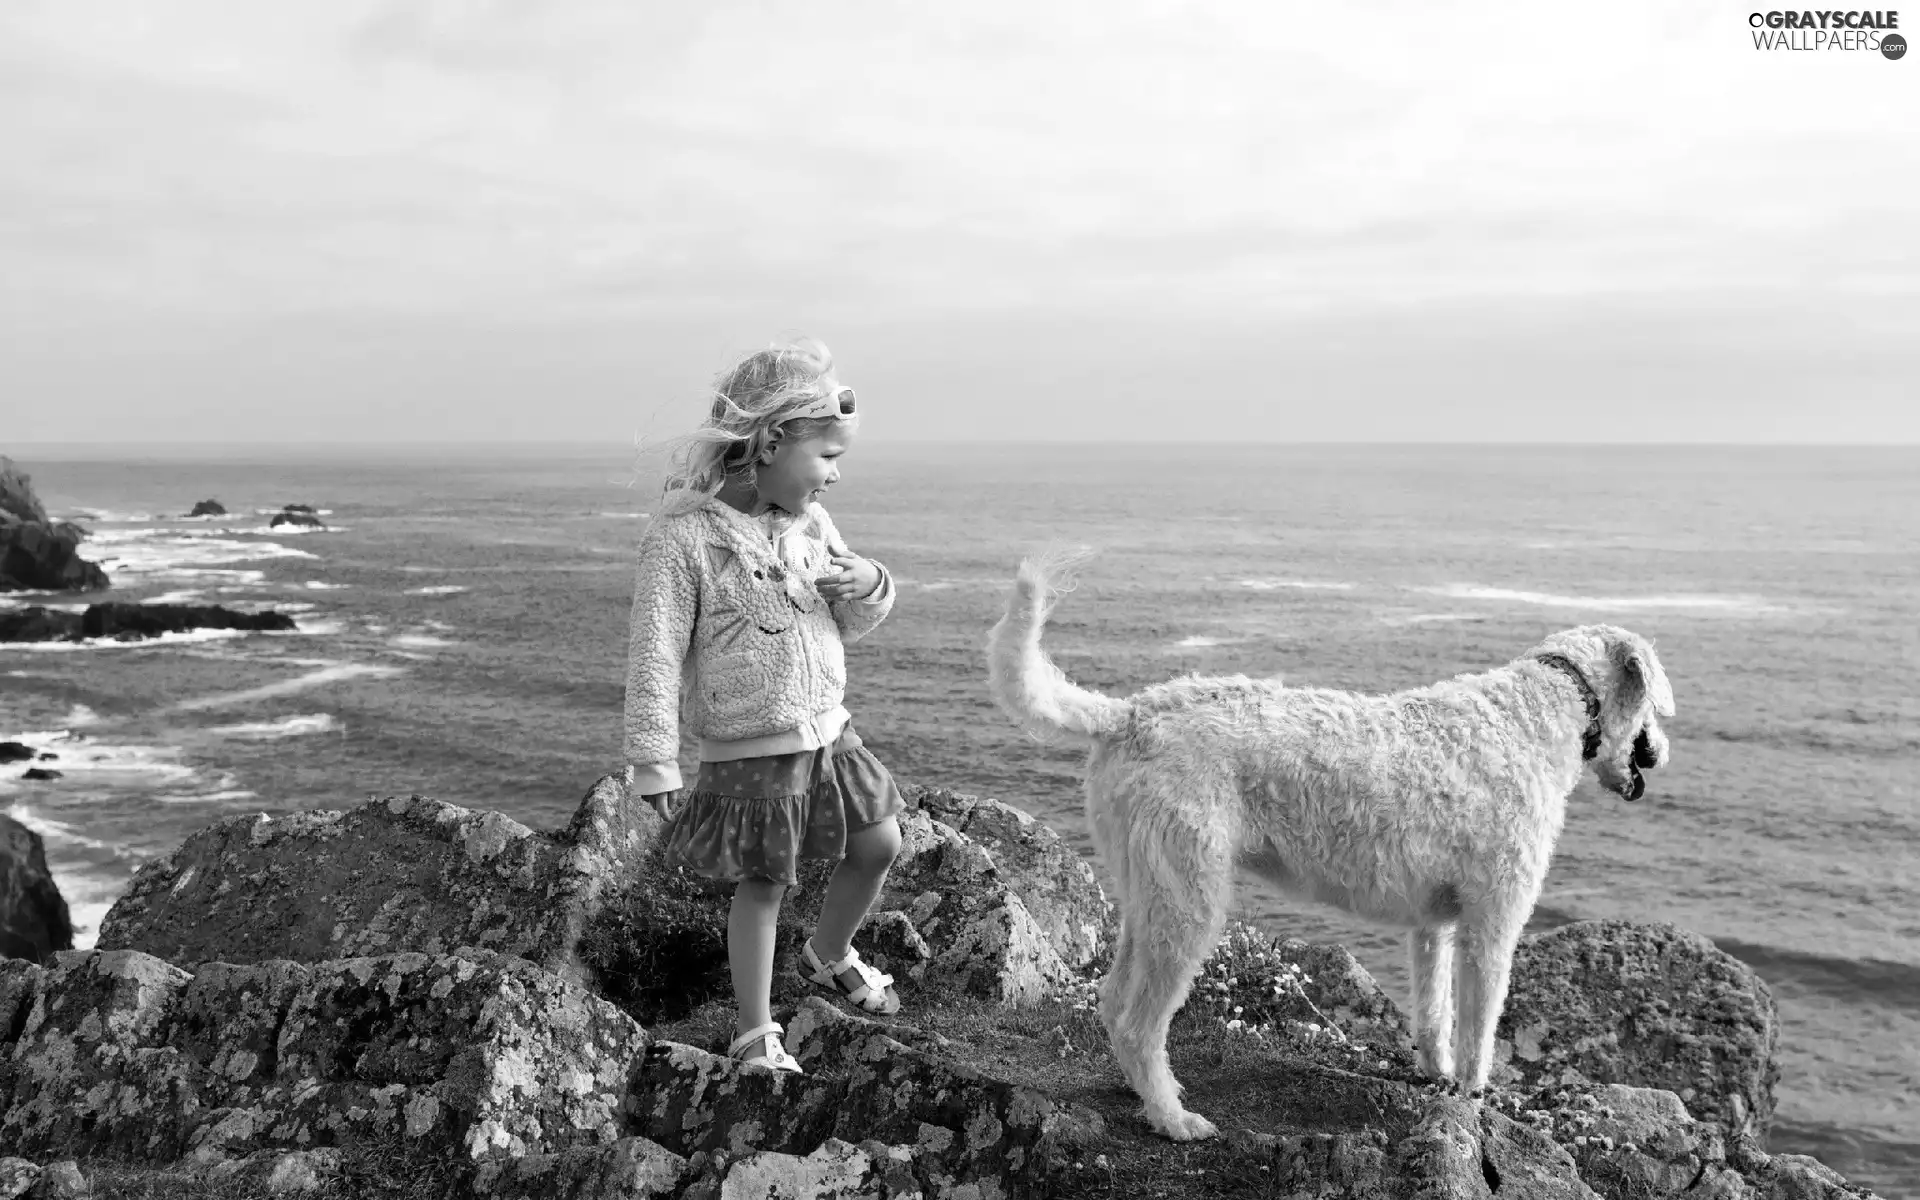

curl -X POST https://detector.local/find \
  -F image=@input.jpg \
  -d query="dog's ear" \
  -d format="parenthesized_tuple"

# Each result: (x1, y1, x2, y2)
(1609, 638, 1674, 717)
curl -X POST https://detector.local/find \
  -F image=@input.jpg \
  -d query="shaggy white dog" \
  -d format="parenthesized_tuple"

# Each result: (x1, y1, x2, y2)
(987, 554, 1675, 1141)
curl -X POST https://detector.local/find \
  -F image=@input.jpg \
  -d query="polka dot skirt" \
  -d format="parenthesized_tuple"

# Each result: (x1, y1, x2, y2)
(663, 723, 904, 885)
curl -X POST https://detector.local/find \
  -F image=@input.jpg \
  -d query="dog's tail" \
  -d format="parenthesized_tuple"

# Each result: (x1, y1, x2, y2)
(987, 549, 1132, 744)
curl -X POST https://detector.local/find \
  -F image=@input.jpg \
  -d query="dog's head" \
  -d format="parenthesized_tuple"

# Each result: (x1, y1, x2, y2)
(1529, 625, 1675, 801)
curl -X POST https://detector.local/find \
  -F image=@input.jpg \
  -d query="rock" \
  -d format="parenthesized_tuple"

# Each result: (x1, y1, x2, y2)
(1196, 923, 1418, 1068)
(267, 1150, 335, 1193)
(0, 814, 74, 963)
(0, 459, 51, 526)
(0, 1158, 38, 1200)
(83, 602, 297, 640)
(1542, 1084, 1754, 1199)
(98, 772, 657, 984)
(19, 769, 60, 782)
(1754, 1153, 1862, 1200)
(186, 500, 227, 517)
(628, 997, 1100, 1196)
(0, 743, 32, 764)
(886, 809, 1078, 1004)
(0, 946, 648, 1169)
(0, 524, 108, 594)
(905, 785, 1115, 972)
(1496, 921, 1779, 1147)
(280, 504, 317, 514)
(0, 609, 82, 643)
(472, 1135, 688, 1199)
(785, 997, 1102, 1195)
(270, 510, 326, 529)
(0, 603, 297, 644)
(710, 1137, 917, 1199)
(0, 460, 105, 593)
(25, 1160, 83, 1200)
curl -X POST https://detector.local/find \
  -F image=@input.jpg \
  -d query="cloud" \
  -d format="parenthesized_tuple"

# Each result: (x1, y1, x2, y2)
(0, 0, 1913, 440)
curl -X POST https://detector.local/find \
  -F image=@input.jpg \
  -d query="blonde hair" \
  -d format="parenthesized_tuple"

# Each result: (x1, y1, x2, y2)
(653, 338, 850, 516)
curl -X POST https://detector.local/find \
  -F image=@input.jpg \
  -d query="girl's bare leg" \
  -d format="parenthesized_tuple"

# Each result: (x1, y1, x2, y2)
(730, 878, 787, 1036)
(811, 815, 902, 961)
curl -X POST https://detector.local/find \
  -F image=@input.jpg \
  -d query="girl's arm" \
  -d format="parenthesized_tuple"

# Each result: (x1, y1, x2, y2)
(813, 506, 894, 644)
(624, 522, 699, 796)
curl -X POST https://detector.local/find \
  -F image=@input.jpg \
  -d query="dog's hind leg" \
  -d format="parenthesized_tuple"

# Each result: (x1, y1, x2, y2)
(1453, 907, 1526, 1093)
(1409, 923, 1457, 1081)
(1104, 819, 1234, 1142)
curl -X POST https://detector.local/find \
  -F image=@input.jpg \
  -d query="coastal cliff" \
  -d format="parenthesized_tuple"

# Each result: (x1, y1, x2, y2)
(0, 779, 1880, 1199)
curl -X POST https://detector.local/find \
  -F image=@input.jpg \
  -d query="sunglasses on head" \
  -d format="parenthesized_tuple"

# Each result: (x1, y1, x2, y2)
(787, 386, 857, 421)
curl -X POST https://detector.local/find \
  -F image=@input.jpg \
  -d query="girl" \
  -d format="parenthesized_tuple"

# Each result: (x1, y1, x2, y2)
(625, 338, 904, 1074)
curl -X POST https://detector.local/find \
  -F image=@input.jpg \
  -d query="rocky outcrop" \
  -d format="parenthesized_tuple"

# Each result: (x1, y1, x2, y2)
(0, 457, 107, 594)
(0, 948, 646, 1169)
(0, 815, 73, 964)
(0, 603, 298, 643)
(906, 785, 1115, 974)
(270, 505, 326, 529)
(97, 774, 657, 984)
(186, 499, 226, 517)
(1495, 921, 1780, 1149)
(4, 782, 1886, 1199)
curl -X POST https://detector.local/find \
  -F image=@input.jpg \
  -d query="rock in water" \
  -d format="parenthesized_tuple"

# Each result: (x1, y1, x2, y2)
(97, 773, 658, 984)
(1496, 919, 1779, 1148)
(0, 743, 33, 764)
(0, 458, 51, 525)
(186, 499, 226, 517)
(0, 812, 75, 963)
(0, 524, 108, 594)
(0, 457, 109, 593)
(80, 602, 296, 640)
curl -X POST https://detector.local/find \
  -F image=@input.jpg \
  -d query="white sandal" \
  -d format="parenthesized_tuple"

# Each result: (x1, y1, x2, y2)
(799, 940, 899, 1015)
(728, 1021, 802, 1073)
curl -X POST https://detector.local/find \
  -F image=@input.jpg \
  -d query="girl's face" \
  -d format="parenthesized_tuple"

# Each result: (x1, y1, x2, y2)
(758, 421, 857, 513)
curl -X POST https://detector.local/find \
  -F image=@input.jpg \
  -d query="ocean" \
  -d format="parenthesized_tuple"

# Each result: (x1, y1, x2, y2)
(1, 442, 1914, 1195)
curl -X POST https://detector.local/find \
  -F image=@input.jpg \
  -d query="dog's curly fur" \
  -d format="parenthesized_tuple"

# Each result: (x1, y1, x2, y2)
(987, 552, 1675, 1140)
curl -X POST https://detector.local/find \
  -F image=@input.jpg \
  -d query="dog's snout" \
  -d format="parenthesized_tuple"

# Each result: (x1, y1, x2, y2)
(1632, 729, 1660, 770)
(1625, 768, 1646, 801)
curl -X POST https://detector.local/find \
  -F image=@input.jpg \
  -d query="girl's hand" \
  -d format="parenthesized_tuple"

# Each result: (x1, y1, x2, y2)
(643, 791, 676, 822)
(817, 554, 880, 602)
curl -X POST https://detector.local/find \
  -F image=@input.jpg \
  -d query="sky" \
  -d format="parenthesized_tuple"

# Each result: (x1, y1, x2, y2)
(0, 1, 1915, 444)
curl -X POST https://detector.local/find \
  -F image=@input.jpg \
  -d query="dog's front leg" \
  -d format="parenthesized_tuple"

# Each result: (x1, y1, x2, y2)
(1409, 924, 1456, 1080)
(1453, 913, 1524, 1093)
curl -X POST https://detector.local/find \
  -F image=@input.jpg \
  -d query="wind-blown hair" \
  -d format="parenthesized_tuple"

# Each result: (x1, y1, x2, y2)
(653, 338, 849, 516)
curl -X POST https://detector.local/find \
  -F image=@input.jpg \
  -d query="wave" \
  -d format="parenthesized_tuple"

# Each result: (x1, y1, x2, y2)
(154, 788, 258, 804)
(1414, 584, 1782, 615)
(61, 508, 162, 523)
(303, 580, 349, 590)
(1381, 613, 1490, 626)
(0, 627, 252, 654)
(391, 634, 455, 649)
(86, 531, 317, 579)
(251, 508, 334, 516)
(167, 662, 406, 712)
(404, 586, 467, 596)
(0, 735, 196, 790)
(1237, 578, 1356, 591)
(207, 713, 339, 739)
(1173, 635, 1226, 648)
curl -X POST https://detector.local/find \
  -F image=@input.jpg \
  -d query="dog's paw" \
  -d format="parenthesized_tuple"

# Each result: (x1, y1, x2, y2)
(1153, 1110, 1220, 1141)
